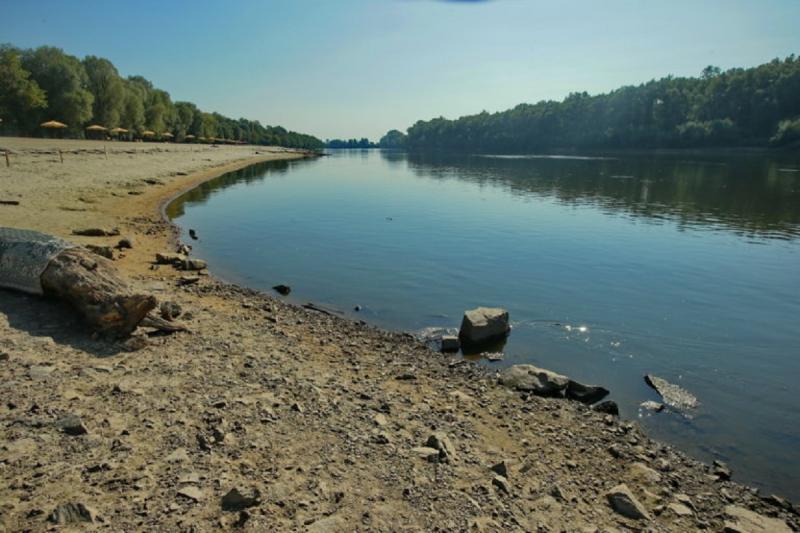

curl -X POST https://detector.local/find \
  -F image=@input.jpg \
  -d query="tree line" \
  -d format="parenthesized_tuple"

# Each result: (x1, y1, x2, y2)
(0, 44, 324, 150)
(390, 57, 800, 152)
(326, 138, 377, 149)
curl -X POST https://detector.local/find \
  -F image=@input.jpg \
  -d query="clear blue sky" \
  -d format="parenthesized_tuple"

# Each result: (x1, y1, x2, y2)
(2, 0, 798, 140)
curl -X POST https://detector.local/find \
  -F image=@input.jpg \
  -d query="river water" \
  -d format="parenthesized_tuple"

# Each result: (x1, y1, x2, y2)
(168, 149, 800, 499)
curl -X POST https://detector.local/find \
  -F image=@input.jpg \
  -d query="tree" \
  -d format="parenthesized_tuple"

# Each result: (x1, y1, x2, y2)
(21, 46, 93, 132)
(83, 56, 124, 127)
(0, 45, 47, 132)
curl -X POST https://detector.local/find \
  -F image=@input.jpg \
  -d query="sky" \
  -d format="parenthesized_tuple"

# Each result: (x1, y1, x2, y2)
(2, 0, 799, 140)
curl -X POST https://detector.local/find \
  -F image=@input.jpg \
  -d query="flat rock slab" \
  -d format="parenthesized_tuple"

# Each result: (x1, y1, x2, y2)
(606, 483, 651, 520)
(499, 364, 569, 397)
(644, 374, 698, 410)
(723, 505, 792, 533)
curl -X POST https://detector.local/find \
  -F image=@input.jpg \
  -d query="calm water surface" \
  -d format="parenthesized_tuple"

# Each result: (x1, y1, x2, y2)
(169, 149, 800, 499)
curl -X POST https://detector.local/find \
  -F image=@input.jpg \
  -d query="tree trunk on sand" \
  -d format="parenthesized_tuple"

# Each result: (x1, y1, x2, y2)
(40, 248, 156, 338)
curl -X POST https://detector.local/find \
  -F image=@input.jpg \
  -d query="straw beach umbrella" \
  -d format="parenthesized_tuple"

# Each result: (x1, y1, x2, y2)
(110, 127, 128, 134)
(161, 132, 174, 139)
(85, 124, 107, 140)
(41, 120, 68, 139)
(141, 130, 155, 136)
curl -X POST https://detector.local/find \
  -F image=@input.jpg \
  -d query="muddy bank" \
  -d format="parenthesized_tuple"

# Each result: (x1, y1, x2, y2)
(0, 137, 797, 531)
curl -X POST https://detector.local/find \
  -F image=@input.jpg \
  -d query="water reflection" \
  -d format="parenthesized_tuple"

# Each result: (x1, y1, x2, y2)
(392, 150, 800, 240)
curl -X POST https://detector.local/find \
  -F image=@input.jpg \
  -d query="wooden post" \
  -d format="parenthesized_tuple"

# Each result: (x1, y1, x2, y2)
(104, 145, 108, 159)
(4, 150, 9, 167)
(58, 149, 64, 164)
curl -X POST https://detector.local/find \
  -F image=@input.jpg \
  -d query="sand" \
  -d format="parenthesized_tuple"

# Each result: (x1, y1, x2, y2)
(0, 137, 796, 532)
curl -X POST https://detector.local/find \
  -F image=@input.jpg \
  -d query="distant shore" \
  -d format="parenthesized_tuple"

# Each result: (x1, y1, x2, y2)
(0, 137, 796, 531)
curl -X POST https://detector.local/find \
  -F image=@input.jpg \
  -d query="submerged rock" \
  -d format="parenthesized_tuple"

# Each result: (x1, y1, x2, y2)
(459, 307, 510, 346)
(498, 364, 569, 397)
(593, 400, 619, 416)
(272, 284, 291, 296)
(644, 374, 698, 410)
(565, 379, 609, 404)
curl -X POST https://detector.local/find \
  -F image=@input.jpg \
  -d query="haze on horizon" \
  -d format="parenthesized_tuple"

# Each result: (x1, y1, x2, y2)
(2, 0, 798, 141)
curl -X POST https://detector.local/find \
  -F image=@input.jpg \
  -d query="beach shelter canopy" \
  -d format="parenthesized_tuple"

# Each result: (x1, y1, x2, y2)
(41, 120, 68, 129)
(141, 130, 155, 136)
(85, 124, 107, 132)
(161, 132, 174, 138)
(184, 134, 196, 139)
(110, 127, 128, 134)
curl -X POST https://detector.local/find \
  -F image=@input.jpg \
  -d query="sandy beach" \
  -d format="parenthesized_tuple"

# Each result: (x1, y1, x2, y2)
(0, 137, 796, 532)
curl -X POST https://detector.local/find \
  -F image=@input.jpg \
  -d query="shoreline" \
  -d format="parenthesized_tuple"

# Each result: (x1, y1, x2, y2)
(1, 137, 797, 531)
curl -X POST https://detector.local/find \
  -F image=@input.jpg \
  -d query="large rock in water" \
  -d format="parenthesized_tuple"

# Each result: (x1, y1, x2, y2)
(459, 307, 510, 346)
(498, 364, 569, 397)
(644, 374, 698, 410)
(565, 379, 609, 404)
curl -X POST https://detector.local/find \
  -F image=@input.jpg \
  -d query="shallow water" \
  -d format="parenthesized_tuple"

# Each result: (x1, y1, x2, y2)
(169, 149, 800, 499)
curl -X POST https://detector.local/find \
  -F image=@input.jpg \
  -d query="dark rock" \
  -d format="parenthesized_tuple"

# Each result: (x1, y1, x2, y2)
(498, 364, 569, 397)
(713, 460, 732, 481)
(491, 475, 511, 495)
(189, 229, 198, 240)
(116, 237, 134, 249)
(86, 244, 114, 259)
(160, 301, 182, 321)
(593, 400, 619, 416)
(155, 252, 186, 265)
(48, 503, 98, 524)
(72, 227, 120, 237)
(459, 307, 510, 346)
(181, 258, 207, 271)
(440, 335, 460, 353)
(565, 379, 609, 404)
(490, 460, 508, 478)
(273, 284, 291, 296)
(221, 488, 260, 512)
(57, 415, 88, 436)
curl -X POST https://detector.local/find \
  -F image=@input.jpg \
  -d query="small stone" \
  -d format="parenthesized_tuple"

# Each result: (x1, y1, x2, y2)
(221, 488, 260, 512)
(29, 364, 56, 379)
(714, 460, 732, 481)
(593, 400, 619, 416)
(291, 402, 304, 413)
(440, 335, 460, 353)
(668, 502, 693, 517)
(425, 432, 457, 463)
(490, 460, 508, 478)
(166, 448, 190, 463)
(177, 486, 203, 502)
(57, 415, 88, 436)
(117, 237, 134, 249)
(498, 364, 569, 397)
(189, 229, 198, 240)
(181, 258, 207, 271)
(272, 284, 291, 295)
(86, 244, 114, 259)
(491, 475, 511, 495)
(160, 301, 182, 321)
(373, 413, 388, 427)
(565, 379, 610, 404)
(606, 483, 651, 520)
(410, 447, 440, 462)
(73, 227, 120, 237)
(155, 252, 186, 265)
(48, 503, 98, 524)
(640, 400, 665, 412)
(0, 352, 8, 362)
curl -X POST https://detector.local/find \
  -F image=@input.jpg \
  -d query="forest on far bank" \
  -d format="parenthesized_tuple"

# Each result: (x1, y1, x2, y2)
(381, 57, 800, 152)
(0, 44, 324, 150)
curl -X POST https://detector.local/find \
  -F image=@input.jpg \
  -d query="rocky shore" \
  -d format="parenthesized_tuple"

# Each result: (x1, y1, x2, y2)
(1, 138, 797, 531)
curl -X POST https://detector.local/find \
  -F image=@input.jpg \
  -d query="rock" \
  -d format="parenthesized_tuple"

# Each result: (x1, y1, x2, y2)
(181, 258, 207, 271)
(73, 227, 119, 237)
(176, 243, 192, 255)
(723, 505, 792, 533)
(410, 447, 440, 462)
(440, 335, 460, 353)
(177, 275, 200, 286)
(373, 413, 388, 427)
(221, 488, 260, 512)
(483, 352, 504, 361)
(160, 301, 182, 321)
(307, 516, 345, 533)
(714, 459, 732, 481)
(272, 284, 291, 295)
(189, 229, 198, 240)
(48, 502, 98, 524)
(458, 307, 510, 346)
(57, 415, 88, 436)
(606, 484, 651, 520)
(498, 364, 569, 397)
(166, 448, 190, 463)
(425, 432, 457, 463)
(177, 486, 203, 502)
(0, 351, 8, 362)
(491, 475, 511, 495)
(29, 364, 56, 379)
(565, 379, 609, 404)
(116, 237, 134, 249)
(593, 400, 619, 416)
(629, 462, 662, 484)
(155, 252, 186, 265)
(86, 244, 114, 259)
(490, 460, 508, 478)
(667, 502, 694, 517)
(640, 400, 665, 412)
(644, 374, 698, 410)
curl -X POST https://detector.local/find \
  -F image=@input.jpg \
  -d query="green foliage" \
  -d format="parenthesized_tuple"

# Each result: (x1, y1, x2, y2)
(770, 117, 800, 146)
(403, 56, 800, 152)
(21, 46, 94, 133)
(0, 44, 47, 132)
(83, 56, 125, 127)
(1, 43, 323, 149)
(379, 129, 406, 148)
(326, 138, 376, 148)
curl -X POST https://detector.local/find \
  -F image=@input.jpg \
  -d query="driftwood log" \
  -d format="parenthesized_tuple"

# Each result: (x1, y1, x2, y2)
(40, 248, 156, 338)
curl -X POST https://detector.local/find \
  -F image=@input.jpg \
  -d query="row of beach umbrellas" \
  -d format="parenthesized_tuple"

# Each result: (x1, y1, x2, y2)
(40, 121, 241, 143)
